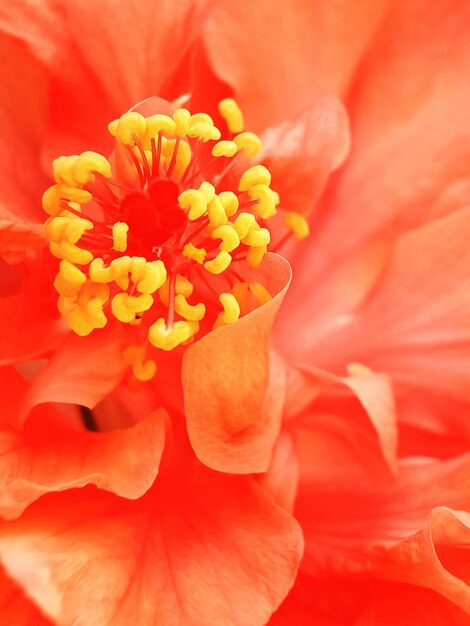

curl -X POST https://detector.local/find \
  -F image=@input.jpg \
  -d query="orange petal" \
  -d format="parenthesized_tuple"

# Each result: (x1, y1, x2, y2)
(204, 0, 390, 129)
(280, 209, 470, 443)
(309, 1, 470, 270)
(0, 565, 52, 625)
(0, 367, 167, 518)
(256, 430, 299, 513)
(20, 325, 127, 426)
(182, 254, 291, 473)
(0, 469, 303, 626)
(286, 363, 397, 474)
(261, 98, 350, 217)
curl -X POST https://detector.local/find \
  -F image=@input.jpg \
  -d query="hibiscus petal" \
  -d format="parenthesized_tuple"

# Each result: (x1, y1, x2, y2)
(0, 470, 303, 626)
(204, 0, 391, 129)
(0, 34, 48, 221)
(20, 325, 127, 424)
(0, 220, 45, 258)
(0, 565, 52, 626)
(280, 209, 470, 446)
(0, 366, 167, 518)
(256, 431, 299, 512)
(287, 363, 397, 474)
(182, 254, 291, 473)
(299, 453, 470, 614)
(260, 98, 350, 217)
(356, 584, 470, 626)
(309, 1, 470, 269)
(0, 260, 64, 367)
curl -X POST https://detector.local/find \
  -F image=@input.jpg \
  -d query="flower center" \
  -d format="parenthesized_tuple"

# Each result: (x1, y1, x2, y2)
(42, 99, 308, 381)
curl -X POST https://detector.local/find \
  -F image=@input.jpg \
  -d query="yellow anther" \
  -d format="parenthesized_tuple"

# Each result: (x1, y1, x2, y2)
(211, 140, 238, 158)
(53, 155, 80, 186)
(136, 260, 167, 294)
(174, 294, 206, 321)
(124, 345, 158, 381)
(204, 251, 232, 274)
(183, 243, 206, 264)
(231, 281, 249, 312)
(133, 358, 157, 382)
(59, 260, 87, 285)
(58, 185, 92, 205)
(243, 226, 271, 247)
(211, 224, 240, 252)
(187, 122, 221, 142)
(198, 181, 216, 204)
(44, 216, 71, 242)
(42, 184, 65, 216)
(112, 293, 153, 323)
(232, 212, 256, 239)
(110, 256, 131, 290)
(108, 112, 146, 145)
(190, 113, 214, 125)
(110, 256, 131, 278)
(148, 318, 193, 351)
(89, 258, 113, 283)
(233, 132, 262, 157)
(219, 292, 240, 324)
(86, 297, 107, 328)
(247, 244, 267, 268)
(112, 222, 129, 252)
(178, 189, 207, 220)
(66, 305, 94, 336)
(173, 108, 191, 137)
(57, 295, 75, 317)
(158, 274, 193, 306)
(130, 256, 147, 283)
(248, 184, 277, 219)
(218, 191, 239, 217)
(249, 281, 272, 305)
(64, 217, 93, 244)
(73, 152, 111, 184)
(207, 196, 228, 227)
(218, 99, 244, 133)
(77, 282, 109, 307)
(127, 293, 154, 313)
(161, 138, 192, 178)
(145, 114, 176, 139)
(54, 274, 82, 297)
(283, 211, 310, 239)
(238, 165, 271, 192)
(59, 240, 93, 265)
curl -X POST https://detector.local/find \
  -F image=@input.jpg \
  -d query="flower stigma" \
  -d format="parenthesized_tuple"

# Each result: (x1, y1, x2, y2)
(42, 99, 309, 381)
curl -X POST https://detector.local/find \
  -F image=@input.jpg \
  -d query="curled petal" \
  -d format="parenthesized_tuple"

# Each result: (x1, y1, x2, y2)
(182, 254, 291, 473)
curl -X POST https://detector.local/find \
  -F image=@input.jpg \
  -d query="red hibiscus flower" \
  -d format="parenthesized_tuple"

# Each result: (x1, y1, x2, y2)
(0, 1, 469, 625)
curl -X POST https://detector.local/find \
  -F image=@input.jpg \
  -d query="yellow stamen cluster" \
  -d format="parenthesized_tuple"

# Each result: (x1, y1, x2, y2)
(42, 99, 309, 381)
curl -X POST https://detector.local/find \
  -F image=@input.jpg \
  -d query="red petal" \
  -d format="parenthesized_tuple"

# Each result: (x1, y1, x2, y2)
(182, 254, 291, 473)
(0, 34, 48, 221)
(298, 453, 470, 614)
(0, 469, 303, 626)
(356, 585, 470, 626)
